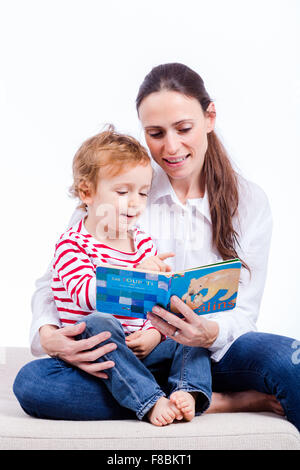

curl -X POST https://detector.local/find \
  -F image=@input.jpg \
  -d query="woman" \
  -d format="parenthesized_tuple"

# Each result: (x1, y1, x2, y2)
(14, 63, 300, 430)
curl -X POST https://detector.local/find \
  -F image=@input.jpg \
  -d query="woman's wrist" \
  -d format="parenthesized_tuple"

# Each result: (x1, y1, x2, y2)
(204, 319, 219, 347)
(39, 324, 59, 352)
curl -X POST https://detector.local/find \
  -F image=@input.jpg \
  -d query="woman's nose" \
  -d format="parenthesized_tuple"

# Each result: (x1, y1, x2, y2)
(164, 132, 180, 155)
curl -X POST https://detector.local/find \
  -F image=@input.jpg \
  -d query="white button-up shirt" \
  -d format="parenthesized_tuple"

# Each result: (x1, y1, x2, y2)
(30, 163, 272, 362)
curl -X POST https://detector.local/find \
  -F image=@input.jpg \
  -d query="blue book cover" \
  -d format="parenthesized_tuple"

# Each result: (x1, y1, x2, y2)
(96, 258, 241, 318)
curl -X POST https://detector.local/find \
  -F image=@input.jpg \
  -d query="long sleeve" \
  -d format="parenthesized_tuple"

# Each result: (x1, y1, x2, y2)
(141, 319, 157, 331)
(52, 236, 96, 311)
(30, 261, 62, 356)
(138, 169, 274, 361)
(30, 208, 85, 356)
(207, 180, 273, 361)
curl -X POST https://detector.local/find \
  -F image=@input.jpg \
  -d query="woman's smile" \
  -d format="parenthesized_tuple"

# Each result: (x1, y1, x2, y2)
(162, 154, 191, 166)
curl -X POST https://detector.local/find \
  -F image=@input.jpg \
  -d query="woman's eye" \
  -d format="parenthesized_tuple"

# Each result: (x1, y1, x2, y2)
(139, 193, 149, 197)
(116, 191, 128, 195)
(148, 128, 191, 138)
(148, 131, 163, 138)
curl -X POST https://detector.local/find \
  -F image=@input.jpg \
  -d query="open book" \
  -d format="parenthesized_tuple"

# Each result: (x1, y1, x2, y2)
(96, 258, 241, 319)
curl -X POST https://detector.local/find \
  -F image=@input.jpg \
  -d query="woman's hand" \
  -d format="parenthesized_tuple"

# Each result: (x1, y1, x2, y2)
(147, 296, 219, 348)
(125, 329, 162, 359)
(136, 252, 175, 272)
(39, 323, 117, 378)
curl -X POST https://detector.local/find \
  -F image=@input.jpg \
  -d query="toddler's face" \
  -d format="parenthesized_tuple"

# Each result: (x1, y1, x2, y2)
(90, 162, 152, 238)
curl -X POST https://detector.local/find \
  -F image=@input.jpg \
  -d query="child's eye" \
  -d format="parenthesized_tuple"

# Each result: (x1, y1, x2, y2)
(139, 193, 149, 197)
(116, 191, 128, 195)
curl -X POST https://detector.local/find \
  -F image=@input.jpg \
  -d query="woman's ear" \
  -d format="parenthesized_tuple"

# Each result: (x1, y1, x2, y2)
(206, 102, 216, 133)
(78, 180, 93, 205)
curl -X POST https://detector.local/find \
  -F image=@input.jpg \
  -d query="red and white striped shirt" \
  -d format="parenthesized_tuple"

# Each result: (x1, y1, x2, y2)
(51, 218, 158, 334)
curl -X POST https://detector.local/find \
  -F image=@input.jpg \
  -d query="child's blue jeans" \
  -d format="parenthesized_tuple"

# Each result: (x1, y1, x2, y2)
(13, 312, 211, 420)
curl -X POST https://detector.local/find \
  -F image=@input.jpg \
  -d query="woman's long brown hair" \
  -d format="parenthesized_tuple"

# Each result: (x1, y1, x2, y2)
(136, 63, 248, 270)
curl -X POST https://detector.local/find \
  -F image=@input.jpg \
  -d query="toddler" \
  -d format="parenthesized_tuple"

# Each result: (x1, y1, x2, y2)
(51, 126, 211, 425)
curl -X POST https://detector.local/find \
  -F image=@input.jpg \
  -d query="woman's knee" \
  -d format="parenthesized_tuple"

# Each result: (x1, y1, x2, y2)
(233, 331, 299, 381)
(13, 360, 45, 413)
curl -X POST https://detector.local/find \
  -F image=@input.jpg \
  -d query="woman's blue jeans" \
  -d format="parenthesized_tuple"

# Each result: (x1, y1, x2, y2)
(13, 312, 211, 421)
(13, 314, 300, 431)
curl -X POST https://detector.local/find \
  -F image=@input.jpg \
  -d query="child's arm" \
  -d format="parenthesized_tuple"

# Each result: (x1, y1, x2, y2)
(125, 316, 165, 358)
(125, 328, 162, 359)
(53, 235, 96, 311)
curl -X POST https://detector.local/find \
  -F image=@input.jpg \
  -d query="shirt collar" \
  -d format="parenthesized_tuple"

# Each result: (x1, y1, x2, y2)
(149, 162, 212, 224)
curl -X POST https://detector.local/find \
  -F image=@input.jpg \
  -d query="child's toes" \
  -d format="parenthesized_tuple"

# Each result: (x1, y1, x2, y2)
(169, 392, 179, 403)
(160, 416, 169, 426)
(166, 409, 176, 421)
(169, 391, 196, 421)
(152, 417, 163, 427)
(169, 399, 183, 420)
(164, 413, 175, 424)
(181, 403, 192, 412)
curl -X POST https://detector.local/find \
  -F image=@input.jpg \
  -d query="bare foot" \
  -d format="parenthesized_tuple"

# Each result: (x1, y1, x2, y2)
(205, 391, 285, 416)
(147, 397, 183, 427)
(169, 391, 196, 421)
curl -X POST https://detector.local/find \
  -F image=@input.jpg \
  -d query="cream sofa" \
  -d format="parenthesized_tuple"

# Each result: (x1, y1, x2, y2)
(1, 347, 299, 450)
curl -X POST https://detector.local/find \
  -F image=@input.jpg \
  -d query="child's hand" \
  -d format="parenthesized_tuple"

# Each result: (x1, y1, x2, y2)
(136, 252, 175, 272)
(125, 329, 162, 359)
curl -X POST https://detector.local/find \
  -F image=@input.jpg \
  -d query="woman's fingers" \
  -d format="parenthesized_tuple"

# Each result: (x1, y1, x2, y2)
(58, 328, 118, 367)
(147, 297, 200, 344)
(148, 298, 219, 348)
(73, 330, 113, 354)
(47, 321, 119, 378)
(73, 340, 117, 363)
(147, 312, 178, 337)
(61, 321, 87, 337)
(78, 360, 115, 378)
(81, 360, 115, 373)
(170, 296, 198, 323)
(151, 304, 190, 331)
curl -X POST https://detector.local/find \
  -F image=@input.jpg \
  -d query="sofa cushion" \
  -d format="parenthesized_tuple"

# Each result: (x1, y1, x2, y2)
(1, 347, 299, 450)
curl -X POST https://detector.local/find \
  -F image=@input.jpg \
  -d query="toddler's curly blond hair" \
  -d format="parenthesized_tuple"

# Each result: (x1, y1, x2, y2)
(69, 125, 151, 209)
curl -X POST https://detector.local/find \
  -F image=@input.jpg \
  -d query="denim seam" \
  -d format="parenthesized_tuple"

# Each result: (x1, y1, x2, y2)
(179, 346, 204, 390)
(177, 346, 188, 390)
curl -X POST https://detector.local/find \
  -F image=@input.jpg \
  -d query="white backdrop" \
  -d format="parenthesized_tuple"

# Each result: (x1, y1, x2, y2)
(0, 0, 299, 348)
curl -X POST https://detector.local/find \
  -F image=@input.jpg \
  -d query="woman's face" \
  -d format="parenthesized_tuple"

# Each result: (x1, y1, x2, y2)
(138, 90, 215, 184)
